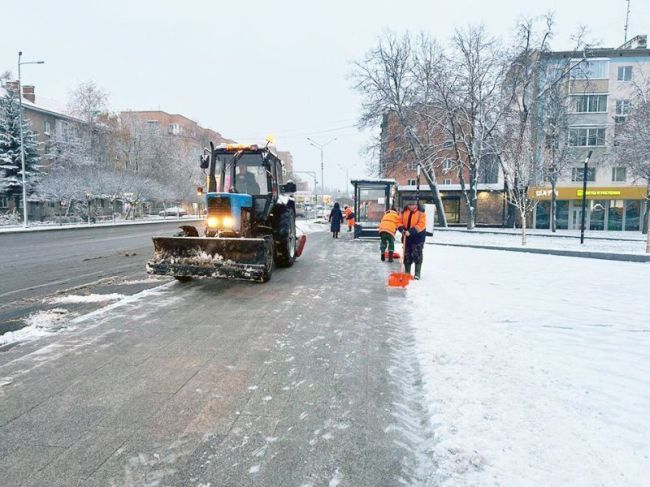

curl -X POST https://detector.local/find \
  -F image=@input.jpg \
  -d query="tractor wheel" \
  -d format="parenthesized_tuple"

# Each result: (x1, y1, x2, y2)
(275, 207, 296, 268)
(260, 237, 275, 282)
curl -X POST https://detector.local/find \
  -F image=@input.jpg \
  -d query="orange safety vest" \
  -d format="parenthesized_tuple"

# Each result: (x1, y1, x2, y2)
(378, 210, 400, 236)
(401, 207, 426, 234)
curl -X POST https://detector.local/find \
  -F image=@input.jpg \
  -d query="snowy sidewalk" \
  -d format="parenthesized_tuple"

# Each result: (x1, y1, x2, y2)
(0, 215, 202, 234)
(408, 245, 650, 486)
(431, 228, 649, 256)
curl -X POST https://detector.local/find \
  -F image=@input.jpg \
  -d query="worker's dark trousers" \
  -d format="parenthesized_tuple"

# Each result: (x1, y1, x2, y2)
(379, 232, 395, 253)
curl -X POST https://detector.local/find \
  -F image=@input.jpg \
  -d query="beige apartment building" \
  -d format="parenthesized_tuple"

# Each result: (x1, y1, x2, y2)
(531, 35, 650, 232)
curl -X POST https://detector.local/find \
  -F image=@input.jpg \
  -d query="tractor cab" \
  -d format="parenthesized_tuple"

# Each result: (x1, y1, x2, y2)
(200, 143, 295, 237)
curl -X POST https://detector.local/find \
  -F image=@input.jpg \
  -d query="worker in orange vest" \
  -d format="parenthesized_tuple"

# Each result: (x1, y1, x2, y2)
(378, 208, 400, 262)
(398, 202, 427, 279)
(343, 205, 355, 232)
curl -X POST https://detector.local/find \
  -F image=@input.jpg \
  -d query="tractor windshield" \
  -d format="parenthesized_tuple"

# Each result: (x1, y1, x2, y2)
(215, 153, 271, 195)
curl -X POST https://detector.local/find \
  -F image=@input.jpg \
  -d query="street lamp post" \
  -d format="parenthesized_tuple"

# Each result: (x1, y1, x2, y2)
(579, 150, 593, 244)
(307, 137, 337, 206)
(17, 51, 45, 228)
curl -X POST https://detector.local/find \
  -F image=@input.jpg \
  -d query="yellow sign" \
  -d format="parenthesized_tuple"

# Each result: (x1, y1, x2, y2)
(528, 186, 647, 201)
(576, 189, 621, 197)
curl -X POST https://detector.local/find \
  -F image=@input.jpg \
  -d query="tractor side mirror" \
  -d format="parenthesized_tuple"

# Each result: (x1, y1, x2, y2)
(281, 180, 297, 193)
(200, 152, 209, 169)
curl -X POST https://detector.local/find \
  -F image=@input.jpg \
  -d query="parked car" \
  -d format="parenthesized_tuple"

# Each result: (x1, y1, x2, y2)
(159, 207, 187, 217)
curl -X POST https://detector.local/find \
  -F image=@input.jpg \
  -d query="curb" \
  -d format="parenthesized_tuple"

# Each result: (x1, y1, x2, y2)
(0, 218, 203, 235)
(429, 241, 650, 263)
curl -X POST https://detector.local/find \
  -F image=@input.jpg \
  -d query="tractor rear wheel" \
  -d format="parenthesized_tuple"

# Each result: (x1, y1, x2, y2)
(275, 207, 296, 268)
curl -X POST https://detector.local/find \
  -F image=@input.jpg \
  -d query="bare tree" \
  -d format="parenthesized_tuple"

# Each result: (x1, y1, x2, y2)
(67, 80, 109, 126)
(615, 79, 650, 252)
(429, 26, 511, 229)
(351, 31, 448, 226)
(495, 17, 555, 245)
(539, 69, 573, 232)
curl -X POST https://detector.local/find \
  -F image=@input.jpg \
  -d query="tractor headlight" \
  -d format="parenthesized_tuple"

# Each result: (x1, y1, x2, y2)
(207, 216, 219, 228)
(222, 216, 235, 228)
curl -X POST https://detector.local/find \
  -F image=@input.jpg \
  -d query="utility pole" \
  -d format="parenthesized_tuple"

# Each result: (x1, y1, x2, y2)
(17, 51, 45, 228)
(307, 137, 337, 206)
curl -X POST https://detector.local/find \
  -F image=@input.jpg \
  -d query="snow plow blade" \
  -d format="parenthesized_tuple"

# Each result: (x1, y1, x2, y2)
(147, 236, 273, 282)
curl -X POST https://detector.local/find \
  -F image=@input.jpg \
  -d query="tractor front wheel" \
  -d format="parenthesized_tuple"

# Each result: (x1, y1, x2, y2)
(275, 207, 296, 268)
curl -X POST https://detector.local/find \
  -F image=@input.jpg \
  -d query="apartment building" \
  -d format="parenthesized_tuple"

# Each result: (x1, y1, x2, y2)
(531, 35, 650, 231)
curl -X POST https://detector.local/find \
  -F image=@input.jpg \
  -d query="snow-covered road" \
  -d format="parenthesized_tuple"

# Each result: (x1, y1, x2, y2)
(409, 243, 650, 486)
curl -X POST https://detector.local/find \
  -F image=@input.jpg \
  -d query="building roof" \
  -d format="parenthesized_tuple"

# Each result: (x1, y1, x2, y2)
(351, 178, 397, 185)
(0, 86, 82, 123)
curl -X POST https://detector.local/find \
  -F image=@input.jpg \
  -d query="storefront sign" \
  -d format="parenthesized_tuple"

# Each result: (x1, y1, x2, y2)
(528, 186, 647, 201)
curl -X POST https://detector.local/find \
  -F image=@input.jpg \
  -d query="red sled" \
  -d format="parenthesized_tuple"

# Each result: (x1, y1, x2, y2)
(384, 250, 401, 260)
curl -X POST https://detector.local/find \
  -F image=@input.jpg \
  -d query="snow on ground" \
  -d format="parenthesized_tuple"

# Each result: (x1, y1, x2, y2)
(48, 293, 125, 304)
(0, 308, 74, 346)
(296, 219, 327, 235)
(433, 228, 648, 254)
(408, 245, 650, 486)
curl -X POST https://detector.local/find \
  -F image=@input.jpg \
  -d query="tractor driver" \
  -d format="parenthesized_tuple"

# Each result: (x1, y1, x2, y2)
(235, 161, 261, 195)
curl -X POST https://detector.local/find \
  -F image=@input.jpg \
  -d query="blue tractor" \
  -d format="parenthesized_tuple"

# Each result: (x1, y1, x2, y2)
(147, 143, 305, 282)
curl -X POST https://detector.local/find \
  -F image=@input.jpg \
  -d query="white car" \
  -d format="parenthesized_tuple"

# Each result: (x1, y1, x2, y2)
(159, 207, 187, 217)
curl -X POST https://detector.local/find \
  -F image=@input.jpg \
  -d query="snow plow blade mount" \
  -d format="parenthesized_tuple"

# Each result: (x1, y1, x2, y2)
(147, 236, 273, 282)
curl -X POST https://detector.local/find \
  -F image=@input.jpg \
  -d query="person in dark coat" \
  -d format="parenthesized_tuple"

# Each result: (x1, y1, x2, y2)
(329, 202, 344, 238)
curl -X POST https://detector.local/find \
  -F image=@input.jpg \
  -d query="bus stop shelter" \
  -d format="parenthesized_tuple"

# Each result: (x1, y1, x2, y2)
(351, 179, 396, 239)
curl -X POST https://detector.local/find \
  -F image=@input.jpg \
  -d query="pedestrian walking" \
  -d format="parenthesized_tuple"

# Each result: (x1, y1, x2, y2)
(329, 202, 344, 238)
(378, 208, 400, 262)
(399, 202, 426, 279)
(343, 205, 355, 232)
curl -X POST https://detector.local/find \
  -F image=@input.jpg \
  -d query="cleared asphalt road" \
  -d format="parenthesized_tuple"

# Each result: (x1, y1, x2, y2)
(0, 229, 434, 486)
(0, 221, 199, 303)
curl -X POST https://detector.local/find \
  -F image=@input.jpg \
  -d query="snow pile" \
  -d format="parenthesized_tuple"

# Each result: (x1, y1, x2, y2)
(48, 293, 125, 304)
(0, 308, 72, 346)
(408, 246, 650, 486)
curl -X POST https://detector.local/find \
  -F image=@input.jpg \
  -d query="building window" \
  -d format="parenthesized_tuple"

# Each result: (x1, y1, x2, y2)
(405, 161, 418, 171)
(43, 120, 51, 135)
(571, 167, 596, 182)
(574, 95, 607, 113)
(568, 127, 606, 147)
(615, 100, 631, 115)
(617, 66, 632, 81)
(611, 167, 626, 182)
(407, 179, 416, 186)
(168, 123, 181, 135)
(0, 196, 8, 208)
(441, 159, 453, 172)
(443, 140, 454, 149)
(443, 178, 452, 185)
(571, 60, 609, 79)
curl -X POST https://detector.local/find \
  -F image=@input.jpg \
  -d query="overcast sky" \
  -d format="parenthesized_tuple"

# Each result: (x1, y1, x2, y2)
(2, 0, 647, 192)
